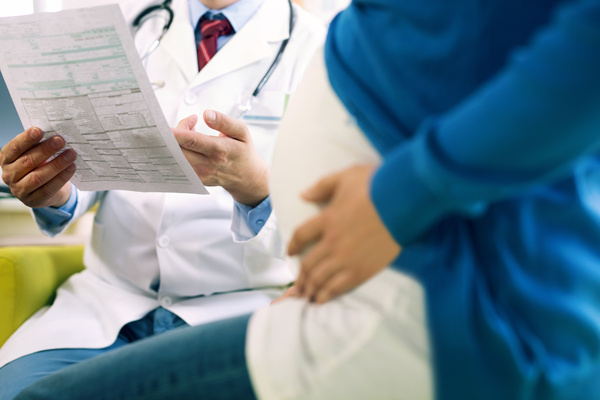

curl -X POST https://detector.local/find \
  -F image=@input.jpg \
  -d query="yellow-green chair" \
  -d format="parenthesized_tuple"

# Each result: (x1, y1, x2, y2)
(0, 246, 85, 348)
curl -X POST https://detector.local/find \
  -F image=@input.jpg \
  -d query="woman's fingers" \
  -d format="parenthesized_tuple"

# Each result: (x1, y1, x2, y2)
(301, 172, 341, 204)
(288, 214, 324, 256)
(270, 286, 299, 305)
(296, 239, 331, 296)
(290, 165, 401, 304)
(314, 270, 356, 304)
(301, 257, 345, 301)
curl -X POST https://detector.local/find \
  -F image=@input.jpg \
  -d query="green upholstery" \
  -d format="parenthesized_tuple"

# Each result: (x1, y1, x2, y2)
(0, 246, 85, 348)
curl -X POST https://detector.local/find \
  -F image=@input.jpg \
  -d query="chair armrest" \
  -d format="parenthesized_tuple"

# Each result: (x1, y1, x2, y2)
(0, 246, 84, 348)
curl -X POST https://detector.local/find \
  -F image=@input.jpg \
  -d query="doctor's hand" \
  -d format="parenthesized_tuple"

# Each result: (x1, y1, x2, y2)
(173, 111, 269, 207)
(0, 127, 76, 209)
(288, 165, 401, 304)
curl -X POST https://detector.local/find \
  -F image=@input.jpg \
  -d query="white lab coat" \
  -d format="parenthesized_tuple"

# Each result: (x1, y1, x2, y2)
(0, 0, 324, 368)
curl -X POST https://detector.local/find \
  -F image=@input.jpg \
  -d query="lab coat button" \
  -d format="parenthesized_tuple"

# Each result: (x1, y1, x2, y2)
(158, 236, 170, 248)
(256, 219, 265, 225)
(160, 296, 173, 307)
(184, 92, 198, 105)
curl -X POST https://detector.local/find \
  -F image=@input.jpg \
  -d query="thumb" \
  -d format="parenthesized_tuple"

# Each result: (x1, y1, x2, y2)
(302, 172, 342, 204)
(204, 109, 250, 142)
(175, 114, 199, 131)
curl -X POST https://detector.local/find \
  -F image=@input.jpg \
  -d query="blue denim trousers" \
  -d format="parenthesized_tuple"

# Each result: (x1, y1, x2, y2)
(0, 307, 189, 400)
(3, 311, 255, 400)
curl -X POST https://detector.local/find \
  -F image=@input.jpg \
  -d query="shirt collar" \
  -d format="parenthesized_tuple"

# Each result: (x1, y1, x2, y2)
(188, 0, 265, 33)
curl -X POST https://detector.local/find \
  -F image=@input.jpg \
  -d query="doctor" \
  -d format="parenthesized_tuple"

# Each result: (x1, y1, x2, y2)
(0, 0, 324, 397)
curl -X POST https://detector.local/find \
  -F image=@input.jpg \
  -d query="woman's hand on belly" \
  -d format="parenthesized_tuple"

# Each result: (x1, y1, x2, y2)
(270, 286, 299, 305)
(288, 164, 401, 304)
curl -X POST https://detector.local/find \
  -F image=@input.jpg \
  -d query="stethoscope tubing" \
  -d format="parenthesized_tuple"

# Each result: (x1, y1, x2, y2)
(133, 0, 294, 100)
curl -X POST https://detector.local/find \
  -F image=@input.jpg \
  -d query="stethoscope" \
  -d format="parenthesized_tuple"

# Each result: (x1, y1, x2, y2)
(132, 0, 294, 118)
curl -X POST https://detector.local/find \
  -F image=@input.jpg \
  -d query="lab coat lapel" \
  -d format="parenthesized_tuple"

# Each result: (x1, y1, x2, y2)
(189, 0, 291, 89)
(159, 0, 198, 82)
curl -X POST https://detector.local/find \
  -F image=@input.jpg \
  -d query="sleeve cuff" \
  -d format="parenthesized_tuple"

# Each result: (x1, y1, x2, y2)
(371, 141, 445, 245)
(32, 183, 78, 234)
(235, 196, 272, 236)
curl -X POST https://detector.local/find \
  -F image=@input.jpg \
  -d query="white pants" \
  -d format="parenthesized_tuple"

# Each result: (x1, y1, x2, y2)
(245, 48, 434, 400)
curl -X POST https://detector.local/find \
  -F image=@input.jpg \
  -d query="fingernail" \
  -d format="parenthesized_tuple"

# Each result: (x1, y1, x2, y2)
(205, 109, 216, 123)
(67, 164, 76, 172)
(63, 151, 76, 162)
(30, 128, 42, 140)
(50, 136, 64, 150)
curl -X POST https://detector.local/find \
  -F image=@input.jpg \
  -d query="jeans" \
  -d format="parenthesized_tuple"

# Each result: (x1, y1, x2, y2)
(14, 314, 255, 400)
(0, 308, 188, 400)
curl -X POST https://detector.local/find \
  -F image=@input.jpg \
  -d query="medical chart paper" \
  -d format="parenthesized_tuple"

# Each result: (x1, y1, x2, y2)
(0, 5, 208, 194)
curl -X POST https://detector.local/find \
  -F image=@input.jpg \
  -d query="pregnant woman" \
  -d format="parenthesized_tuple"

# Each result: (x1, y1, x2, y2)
(15, 0, 600, 398)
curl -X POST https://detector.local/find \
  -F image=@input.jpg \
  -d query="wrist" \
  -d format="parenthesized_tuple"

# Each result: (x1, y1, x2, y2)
(226, 163, 270, 207)
(49, 184, 72, 208)
(227, 184, 269, 207)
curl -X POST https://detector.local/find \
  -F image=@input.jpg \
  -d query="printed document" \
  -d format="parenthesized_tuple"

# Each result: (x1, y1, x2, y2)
(0, 5, 208, 194)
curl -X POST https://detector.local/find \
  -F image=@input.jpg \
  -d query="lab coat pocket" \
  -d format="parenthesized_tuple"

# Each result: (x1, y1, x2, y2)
(242, 91, 287, 164)
(241, 90, 288, 126)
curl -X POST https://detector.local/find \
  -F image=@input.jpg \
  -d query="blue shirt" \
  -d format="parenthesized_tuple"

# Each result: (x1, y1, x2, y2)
(34, 188, 270, 237)
(327, 0, 600, 398)
(188, 0, 264, 50)
(32, 183, 79, 233)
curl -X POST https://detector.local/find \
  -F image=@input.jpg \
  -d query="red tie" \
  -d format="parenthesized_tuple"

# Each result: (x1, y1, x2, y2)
(197, 15, 234, 71)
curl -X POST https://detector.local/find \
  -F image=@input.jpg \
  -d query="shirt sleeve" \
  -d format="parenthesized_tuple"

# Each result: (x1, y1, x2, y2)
(234, 196, 272, 235)
(371, 0, 600, 246)
(32, 183, 78, 236)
